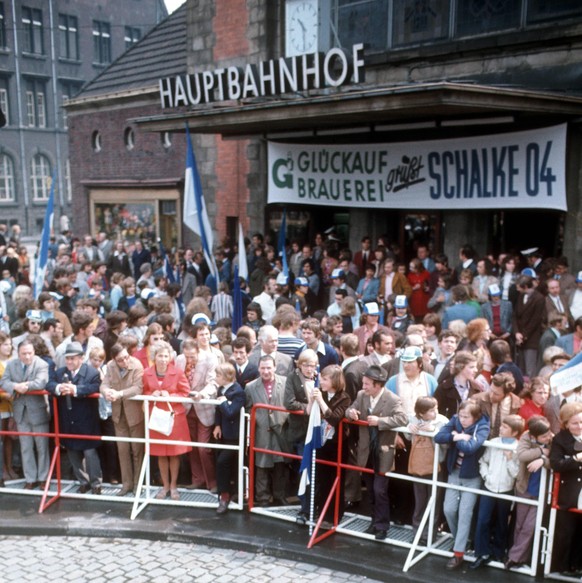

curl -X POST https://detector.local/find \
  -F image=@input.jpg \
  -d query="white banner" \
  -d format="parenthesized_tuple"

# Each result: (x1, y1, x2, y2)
(267, 124, 567, 211)
(550, 351, 582, 395)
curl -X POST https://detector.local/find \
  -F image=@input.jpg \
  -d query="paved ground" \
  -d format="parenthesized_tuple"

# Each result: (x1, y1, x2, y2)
(0, 535, 381, 583)
(0, 492, 536, 583)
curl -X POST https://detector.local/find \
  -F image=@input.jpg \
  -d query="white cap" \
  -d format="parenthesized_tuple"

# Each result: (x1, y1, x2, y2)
(364, 302, 380, 316)
(140, 288, 155, 301)
(394, 295, 408, 309)
(191, 313, 211, 326)
(488, 283, 501, 296)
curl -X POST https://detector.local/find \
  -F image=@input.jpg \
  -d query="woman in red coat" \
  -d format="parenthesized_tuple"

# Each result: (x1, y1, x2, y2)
(407, 258, 430, 321)
(143, 341, 191, 500)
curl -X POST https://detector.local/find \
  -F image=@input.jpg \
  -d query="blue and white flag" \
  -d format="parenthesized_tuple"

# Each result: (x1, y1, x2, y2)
(184, 126, 219, 281)
(237, 222, 248, 281)
(157, 238, 176, 284)
(278, 208, 289, 277)
(550, 351, 582, 395)
(298, 379, 322, 496)
(34, 174, 55, 299)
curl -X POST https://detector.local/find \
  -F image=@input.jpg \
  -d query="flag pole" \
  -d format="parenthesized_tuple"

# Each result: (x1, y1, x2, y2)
(308, 365, 320, 535)
(183, 125, 219, 283)
(34, 172, 55, 300)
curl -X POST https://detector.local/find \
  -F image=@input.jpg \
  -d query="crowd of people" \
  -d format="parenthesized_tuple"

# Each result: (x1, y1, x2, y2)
(0, 228, 581, 575)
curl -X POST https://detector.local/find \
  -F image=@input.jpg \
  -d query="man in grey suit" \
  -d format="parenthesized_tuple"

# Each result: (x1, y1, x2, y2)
(245, 355, 289, 506)
(248, 325, 294, 377)
(0, 339, 50, 489)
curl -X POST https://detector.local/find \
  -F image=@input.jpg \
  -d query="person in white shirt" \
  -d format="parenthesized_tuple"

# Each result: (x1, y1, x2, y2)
(568, 271, 582, 320)
(252, 275, 277, 324)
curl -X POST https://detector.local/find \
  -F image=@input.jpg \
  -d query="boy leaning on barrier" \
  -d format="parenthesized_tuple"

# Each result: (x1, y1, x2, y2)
(471, 414, 524, 569)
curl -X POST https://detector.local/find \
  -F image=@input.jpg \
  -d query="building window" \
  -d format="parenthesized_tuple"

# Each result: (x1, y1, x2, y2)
(93, 20, 111, 65)
(25, 80, 46, 128)
(124, 26, 141, 49)
(124, 127, 135, 150)
(0, 2, 7, 50)
(161, 132, 172, 149)
(326, 0, 582, 54)
(332, 0, 389, 52)
(527, 0, 582, 24)
(455, 0, 520, 37)
(0, 153, 15, 202)
(31, 153, 51, 201)
(92, 130, 102, 152)
(59, 14, 79, 60)
(22, 6, 44, 55)
(0, 80, 8, 126)
(60, 81, 81, 129)
(392, 0, 450, 47)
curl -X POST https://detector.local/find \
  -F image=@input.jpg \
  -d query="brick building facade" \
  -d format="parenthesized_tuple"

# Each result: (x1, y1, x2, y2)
(68, 1, 582, 267)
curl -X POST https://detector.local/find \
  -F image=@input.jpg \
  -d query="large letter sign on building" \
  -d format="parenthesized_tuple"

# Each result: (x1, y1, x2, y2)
(268, 125, 567, 211)
(159, 44, 365, 108)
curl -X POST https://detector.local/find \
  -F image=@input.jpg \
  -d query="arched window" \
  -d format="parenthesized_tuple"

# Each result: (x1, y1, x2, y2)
(92, 130, 102, 152)
(0, 153, 15, 201)
(31, 153, 51, 201)
(124, 127, 135, 150)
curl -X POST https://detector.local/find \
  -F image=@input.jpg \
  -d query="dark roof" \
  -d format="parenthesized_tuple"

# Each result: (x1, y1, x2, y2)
(78, 3, 187, 97)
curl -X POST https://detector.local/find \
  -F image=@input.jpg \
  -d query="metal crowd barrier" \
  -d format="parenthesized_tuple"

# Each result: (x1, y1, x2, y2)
(0, 390, 247, 520)
(247, 403, 550, 575)
(0, 394, 564, 576)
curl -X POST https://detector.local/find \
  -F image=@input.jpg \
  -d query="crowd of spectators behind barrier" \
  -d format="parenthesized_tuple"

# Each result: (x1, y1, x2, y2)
(0, 227, 581, 574)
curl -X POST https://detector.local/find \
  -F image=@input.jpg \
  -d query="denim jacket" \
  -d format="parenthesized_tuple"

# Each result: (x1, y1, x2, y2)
(434, 414, 490, 478)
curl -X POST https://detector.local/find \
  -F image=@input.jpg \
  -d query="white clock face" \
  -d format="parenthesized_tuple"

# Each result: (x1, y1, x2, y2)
(288, 1, 318, 55)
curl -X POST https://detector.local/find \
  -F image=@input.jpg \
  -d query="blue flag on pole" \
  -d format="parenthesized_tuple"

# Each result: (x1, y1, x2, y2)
(232, 265, 243, 333)
(183, 126, 219, 282)
(34, 173, 55, 299)
(278, 208, 289, 277)
(157, 238, 176, 284)
(298, 371, 322, 496)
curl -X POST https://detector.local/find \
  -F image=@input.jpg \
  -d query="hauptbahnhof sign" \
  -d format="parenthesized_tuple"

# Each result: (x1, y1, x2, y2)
(159, 44, 365, 108)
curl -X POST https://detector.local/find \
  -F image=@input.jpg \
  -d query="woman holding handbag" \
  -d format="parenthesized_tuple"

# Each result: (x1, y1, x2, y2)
(143, 341, 191, 501)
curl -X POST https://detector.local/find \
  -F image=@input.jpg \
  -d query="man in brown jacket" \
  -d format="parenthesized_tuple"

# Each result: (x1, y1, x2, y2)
(378, 258, 412, 303)
(346, 365, 408, 540)
(101, 343, 145, 495)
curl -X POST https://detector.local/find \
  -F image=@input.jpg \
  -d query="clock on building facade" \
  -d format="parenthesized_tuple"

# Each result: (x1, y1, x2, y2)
(285, 0, 320, 56)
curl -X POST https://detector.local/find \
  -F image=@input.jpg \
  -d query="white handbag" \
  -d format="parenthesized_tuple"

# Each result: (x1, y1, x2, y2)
(149, 402, 175, 436)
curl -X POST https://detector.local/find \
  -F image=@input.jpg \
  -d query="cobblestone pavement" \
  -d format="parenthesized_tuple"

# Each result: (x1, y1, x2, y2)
(1, 536, 383, 582)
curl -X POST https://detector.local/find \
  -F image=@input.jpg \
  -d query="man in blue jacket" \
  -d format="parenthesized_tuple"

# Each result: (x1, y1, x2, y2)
(47, 342, 102, 494)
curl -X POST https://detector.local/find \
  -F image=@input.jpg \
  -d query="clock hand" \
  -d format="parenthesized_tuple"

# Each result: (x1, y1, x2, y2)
(297, 19, 306, 33)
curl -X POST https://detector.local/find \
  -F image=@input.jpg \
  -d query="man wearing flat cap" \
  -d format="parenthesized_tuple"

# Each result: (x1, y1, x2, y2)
(346, 365, 407, 541)
(47, 341, 103, 494)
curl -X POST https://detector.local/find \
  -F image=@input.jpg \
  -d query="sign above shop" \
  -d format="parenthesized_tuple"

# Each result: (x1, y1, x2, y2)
(159, 44, 364, 109)
(268, 124, 568, 211)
